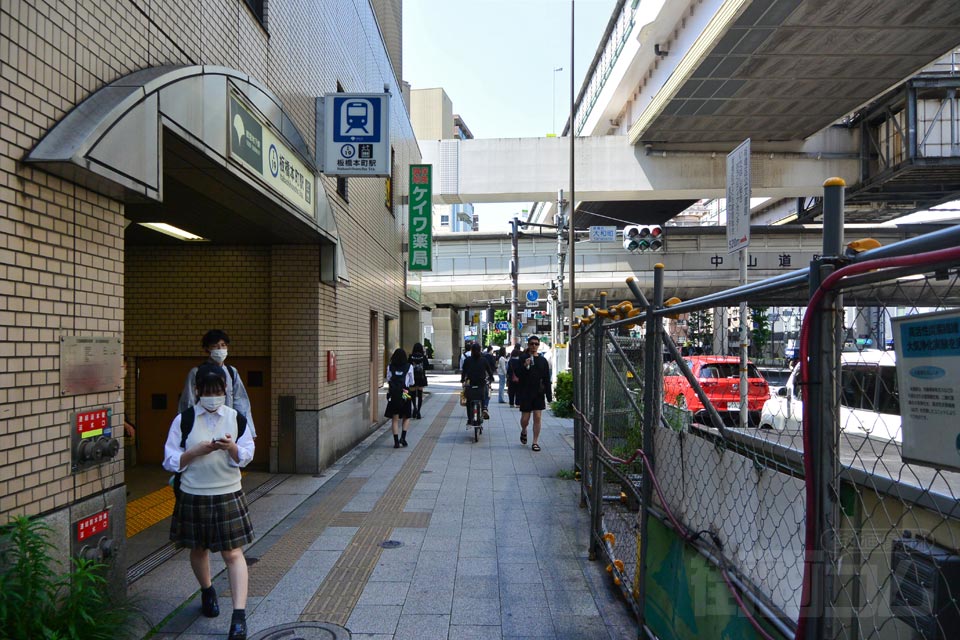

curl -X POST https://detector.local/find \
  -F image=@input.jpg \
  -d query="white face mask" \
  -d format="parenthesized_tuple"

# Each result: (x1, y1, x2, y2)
(200, 395, 225, 412)
(210, 348, 228, 364)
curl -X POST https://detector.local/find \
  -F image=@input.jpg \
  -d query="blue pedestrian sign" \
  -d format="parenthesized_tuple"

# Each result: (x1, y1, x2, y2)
(525, 290, 539, 303)
(319, 92, 391, 177)
(496, 321, 510, 331)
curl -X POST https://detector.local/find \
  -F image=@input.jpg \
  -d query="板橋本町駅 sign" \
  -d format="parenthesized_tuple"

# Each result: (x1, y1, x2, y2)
(229, 94, 313, 217)
(320, 92, 390, 177)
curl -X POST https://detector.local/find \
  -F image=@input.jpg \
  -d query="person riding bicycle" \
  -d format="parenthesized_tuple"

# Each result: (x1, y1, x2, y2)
(460, 343, 494, 422)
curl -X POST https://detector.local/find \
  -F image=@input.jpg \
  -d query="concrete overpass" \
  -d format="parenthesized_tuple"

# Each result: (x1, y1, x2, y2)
(417, 225, 945, 307)
(418, 0, 960, 222)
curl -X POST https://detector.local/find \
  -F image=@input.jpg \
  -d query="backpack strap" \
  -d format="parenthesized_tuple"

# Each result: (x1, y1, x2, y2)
(179, 407, 196, 449)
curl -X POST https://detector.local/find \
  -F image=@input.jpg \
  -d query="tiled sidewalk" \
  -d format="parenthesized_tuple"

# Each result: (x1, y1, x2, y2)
(133, 374, 637, 639)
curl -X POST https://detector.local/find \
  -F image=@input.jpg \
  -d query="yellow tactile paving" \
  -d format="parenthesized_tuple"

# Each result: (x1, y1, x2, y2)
(300, 396, 457, 625)
(126, 486, 176, 538)
(246, 476, 367, 597)
(125, 472, 250, 538)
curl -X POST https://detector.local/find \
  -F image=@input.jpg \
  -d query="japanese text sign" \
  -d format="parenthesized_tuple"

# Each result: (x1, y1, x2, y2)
(320, 93, 391, 177)
(75, 409, 109, 439)
(76, 510, 110, 542)
(726, 138, 751, 253)
(408, 165, 433, 272)
(893, 309, 960, 472)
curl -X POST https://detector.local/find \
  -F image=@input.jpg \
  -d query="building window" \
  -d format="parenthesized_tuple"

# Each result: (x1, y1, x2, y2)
(337, 176, 348, 201)
(243, 0, 265, 24)
(441, 215, 449, 226)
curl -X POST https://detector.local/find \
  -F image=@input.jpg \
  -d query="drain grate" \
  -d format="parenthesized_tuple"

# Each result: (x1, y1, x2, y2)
(126, 474, 289, 585)
(250, 621, 350, 640)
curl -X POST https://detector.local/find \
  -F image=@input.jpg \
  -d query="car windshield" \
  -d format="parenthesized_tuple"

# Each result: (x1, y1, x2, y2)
(698, 363, 761, 379)
(841, 365, 900, 415)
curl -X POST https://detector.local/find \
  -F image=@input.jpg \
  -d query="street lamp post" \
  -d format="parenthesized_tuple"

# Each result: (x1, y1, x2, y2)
(552, 66, 563, 135)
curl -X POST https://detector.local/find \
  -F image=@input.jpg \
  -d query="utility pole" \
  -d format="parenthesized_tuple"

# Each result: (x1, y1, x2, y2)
(556, 189, 567, 344)
(510, 217, 520, 347)
(567, 0, 576, 352)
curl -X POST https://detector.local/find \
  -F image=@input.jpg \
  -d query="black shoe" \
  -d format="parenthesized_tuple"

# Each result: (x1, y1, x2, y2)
(228, 619, 247, 640)
(400, 432, 408, 447)
(200, 586, 219, 618)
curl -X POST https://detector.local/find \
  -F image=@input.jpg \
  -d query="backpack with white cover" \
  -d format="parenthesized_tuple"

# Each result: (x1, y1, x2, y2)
(388, 365, 408, 401)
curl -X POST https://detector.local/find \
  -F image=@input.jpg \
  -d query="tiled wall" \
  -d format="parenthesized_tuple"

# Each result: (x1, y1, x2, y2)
(1, 0, 418, 519)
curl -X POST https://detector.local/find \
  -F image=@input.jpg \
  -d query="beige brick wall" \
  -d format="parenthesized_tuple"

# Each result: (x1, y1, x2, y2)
(1, 0, 419, 519)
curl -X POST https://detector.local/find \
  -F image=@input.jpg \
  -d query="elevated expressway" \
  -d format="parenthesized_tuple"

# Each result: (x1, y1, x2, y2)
(419, 0, 960, 225)
(418, 225, 944, 308)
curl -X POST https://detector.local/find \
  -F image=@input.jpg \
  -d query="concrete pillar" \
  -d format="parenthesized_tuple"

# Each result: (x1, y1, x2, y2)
(431, 307, 460, 370)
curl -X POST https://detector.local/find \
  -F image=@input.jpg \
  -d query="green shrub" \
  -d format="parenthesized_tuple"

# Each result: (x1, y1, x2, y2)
(0, 516, 141, 639)
(550, 370, 574, 418)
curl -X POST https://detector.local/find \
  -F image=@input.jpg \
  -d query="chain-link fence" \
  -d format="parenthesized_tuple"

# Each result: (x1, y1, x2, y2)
(570, 201, 960, 639)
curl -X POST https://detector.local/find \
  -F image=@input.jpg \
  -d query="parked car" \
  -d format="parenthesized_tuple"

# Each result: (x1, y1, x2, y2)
(663, 356, 770, 427)
(759, 350, 901, 441)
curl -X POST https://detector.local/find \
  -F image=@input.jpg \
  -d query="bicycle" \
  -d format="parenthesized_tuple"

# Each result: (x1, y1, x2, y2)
(464, 383, 485, 442)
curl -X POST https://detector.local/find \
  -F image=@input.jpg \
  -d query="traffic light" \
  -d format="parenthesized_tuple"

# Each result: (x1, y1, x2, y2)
(622, 225, 663, 253)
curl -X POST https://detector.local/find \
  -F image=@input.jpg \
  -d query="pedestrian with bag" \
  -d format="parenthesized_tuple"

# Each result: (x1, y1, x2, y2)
(180, 329, 256, 439)
(506, 344, 523, 407)
(516, 336, 552, 451)
(408, 342, 429, 419)
(384, 348, 414, 448)
(496, 346, 509, 403)
(163, 364, 255, 640)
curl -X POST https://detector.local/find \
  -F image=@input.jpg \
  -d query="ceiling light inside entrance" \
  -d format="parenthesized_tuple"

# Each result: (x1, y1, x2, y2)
(138, 223, 207, 241)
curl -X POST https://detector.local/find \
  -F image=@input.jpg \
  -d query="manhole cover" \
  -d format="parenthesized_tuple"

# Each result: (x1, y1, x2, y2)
(250, 621, 350, 640)
(379, 540, 403, 549)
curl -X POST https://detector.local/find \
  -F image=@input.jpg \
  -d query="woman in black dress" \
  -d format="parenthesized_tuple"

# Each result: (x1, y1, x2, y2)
(408, 342, 430, 419)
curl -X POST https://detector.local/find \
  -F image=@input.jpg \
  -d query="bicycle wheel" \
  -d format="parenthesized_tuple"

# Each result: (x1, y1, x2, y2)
(474, 426, 479, 442)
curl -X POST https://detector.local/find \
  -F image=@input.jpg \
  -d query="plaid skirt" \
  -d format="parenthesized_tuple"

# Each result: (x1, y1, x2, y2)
(170, 489, 254, 551)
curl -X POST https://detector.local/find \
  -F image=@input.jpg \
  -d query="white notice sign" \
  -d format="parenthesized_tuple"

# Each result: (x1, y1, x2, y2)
(892, 309, 960, 473)
(726, 138, 751, 254)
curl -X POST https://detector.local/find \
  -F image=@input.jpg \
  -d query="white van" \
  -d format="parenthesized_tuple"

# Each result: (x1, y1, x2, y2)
(759, 350, 901, 441)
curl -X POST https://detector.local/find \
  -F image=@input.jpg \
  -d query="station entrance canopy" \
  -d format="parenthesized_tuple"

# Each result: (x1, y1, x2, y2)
(26, 66, 348, 282)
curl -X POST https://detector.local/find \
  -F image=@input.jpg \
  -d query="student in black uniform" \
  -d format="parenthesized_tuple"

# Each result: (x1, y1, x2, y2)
(408, 342, 430, 419)
(384, 348, 414, 448)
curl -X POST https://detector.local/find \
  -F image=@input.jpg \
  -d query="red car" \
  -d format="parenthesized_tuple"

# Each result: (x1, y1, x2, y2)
(663, 356, 769, 427)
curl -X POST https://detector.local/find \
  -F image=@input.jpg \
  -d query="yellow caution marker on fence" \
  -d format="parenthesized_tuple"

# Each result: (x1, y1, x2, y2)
(614, 559, 625, 572)
(846, 238, 882, 255)
(664, 296, 682, 320)
(603, 532, 616, 545)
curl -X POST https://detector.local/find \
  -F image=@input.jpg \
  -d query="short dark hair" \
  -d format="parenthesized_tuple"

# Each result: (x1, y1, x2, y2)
(202, 329, 231, 348)
(195, 363, 227, 395)
(527, 335, 540, 344)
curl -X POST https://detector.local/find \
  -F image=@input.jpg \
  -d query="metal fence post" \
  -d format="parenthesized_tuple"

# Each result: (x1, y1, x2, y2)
(636, 264, 664, 632)
(573, 332, 582, 475)
(589, 298, 607, 560)
(805, 178, 845, 639)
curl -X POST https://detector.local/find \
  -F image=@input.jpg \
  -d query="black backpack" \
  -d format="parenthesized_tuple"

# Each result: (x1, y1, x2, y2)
(411, 356, 425, 379)
(172, 407, 248, 497)
(388, 365, 408, 401)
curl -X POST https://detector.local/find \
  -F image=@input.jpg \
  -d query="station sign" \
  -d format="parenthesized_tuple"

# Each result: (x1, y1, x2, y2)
(320, 93, 390, 177)
(230, 94, 314, 217)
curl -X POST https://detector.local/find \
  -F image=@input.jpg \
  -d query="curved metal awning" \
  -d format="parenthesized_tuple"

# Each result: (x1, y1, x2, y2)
(26, 65, 349, 283)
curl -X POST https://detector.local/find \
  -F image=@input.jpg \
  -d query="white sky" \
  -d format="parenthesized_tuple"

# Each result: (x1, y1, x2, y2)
(403, 0, 617, 232)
